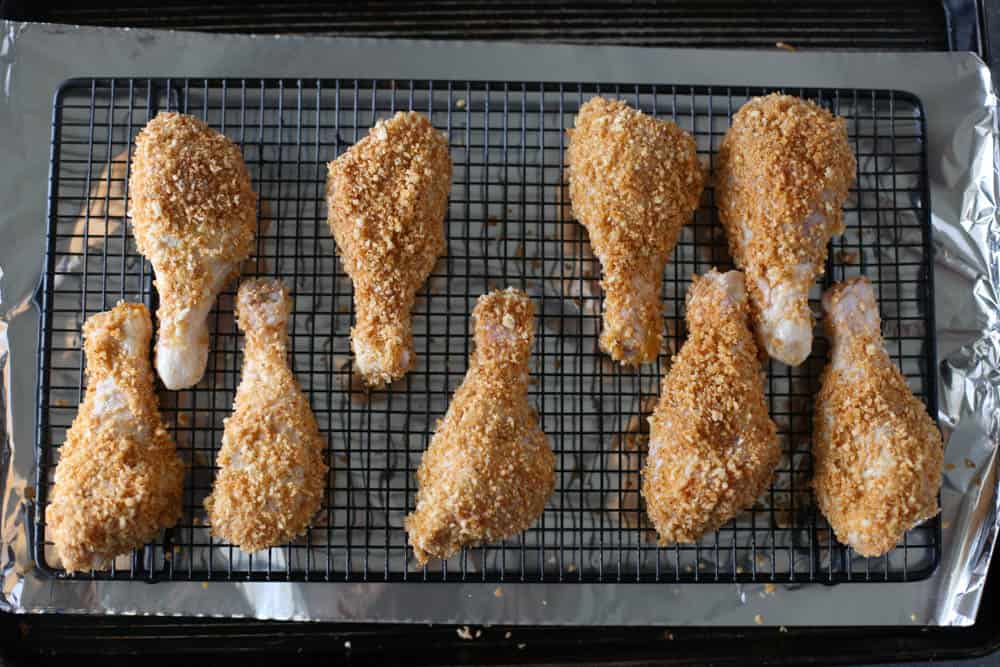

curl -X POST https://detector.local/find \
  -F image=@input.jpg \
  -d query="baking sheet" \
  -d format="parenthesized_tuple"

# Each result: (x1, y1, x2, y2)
(32, 78, 941, 587)
(0, 22, 998, 626)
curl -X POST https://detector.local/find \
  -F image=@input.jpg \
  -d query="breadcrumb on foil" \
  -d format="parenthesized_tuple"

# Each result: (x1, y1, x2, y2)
(326, 111, 452, 386)
(566, 97, 704, 365)
(47, 303, 185, 572)
(405, 288, 555, 565)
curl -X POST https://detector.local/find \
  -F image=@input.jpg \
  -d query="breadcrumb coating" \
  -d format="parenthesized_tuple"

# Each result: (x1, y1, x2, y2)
(130, 112, 258, 388)
(642, 270, 779, 543)
(716, 94, 855, 366)
(326, 111, 452, 386)
(567, 97, 704, 365)
(47, 303, 185, 572)
(204, 279, 328, 552)
(405, 288, 555, 565)
(813, 277, 943, 557)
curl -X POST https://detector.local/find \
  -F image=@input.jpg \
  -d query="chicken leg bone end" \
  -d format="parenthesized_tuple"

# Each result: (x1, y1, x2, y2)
(599, 268, 663, 365)
(156, 320, 210, 390)
(754, 265, 814, 367)
(351, 318, 413, 387)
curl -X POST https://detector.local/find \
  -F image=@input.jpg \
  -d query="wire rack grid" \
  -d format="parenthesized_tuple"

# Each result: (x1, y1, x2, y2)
(33, 77, 938, 584)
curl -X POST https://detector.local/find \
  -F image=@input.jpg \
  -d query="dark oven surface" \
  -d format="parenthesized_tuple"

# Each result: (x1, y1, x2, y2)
(0, 0, 955, 49)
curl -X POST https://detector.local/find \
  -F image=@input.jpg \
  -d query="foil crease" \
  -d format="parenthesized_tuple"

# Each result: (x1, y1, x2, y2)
(0, 22, 998, 626)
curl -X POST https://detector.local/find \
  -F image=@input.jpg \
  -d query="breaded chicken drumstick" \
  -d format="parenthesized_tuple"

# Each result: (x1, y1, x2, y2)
(643, 270, 779, 543)
(567, 97, 704, 365)
(716, 94, 856, 366)
(130, 112, 258, 389)
(405, 288, 555, 565)
(47, 303, 185, 572)
(326, 111, 452, 386)
(813, 277, 942, 557)
(204, 279, 328, 552)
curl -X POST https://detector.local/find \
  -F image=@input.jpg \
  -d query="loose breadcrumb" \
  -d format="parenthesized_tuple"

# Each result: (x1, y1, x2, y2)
(326, 111, 452, 386)
(643, 270, 779, 544)
(47, 303, 185, 572)
(813, 277, 943, 557)
(405, 288, 555, 564)
(836, 249, 860, 265)
(204, 279, 328, 552)
(567, 97, 704, 365)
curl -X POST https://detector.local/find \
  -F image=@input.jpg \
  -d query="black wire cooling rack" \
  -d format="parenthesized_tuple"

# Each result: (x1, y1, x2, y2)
(33, 78, 938, 584)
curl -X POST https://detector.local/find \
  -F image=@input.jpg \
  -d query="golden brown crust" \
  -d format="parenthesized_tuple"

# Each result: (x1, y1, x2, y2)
(813, 278, 943, 557)
(47, 303, 185, 572)
(405, 288, 555, 565)
(642, 270, 779, 543)
(567, 97, 704, 365)
(204, 279, 328, 552)
(326, 111, 452, 386)
(715, 94, 855, 349)
(129, 112, 258, 345)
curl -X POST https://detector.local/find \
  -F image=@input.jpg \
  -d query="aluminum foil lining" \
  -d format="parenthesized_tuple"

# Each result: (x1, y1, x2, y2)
(1, 22, 998, 626)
